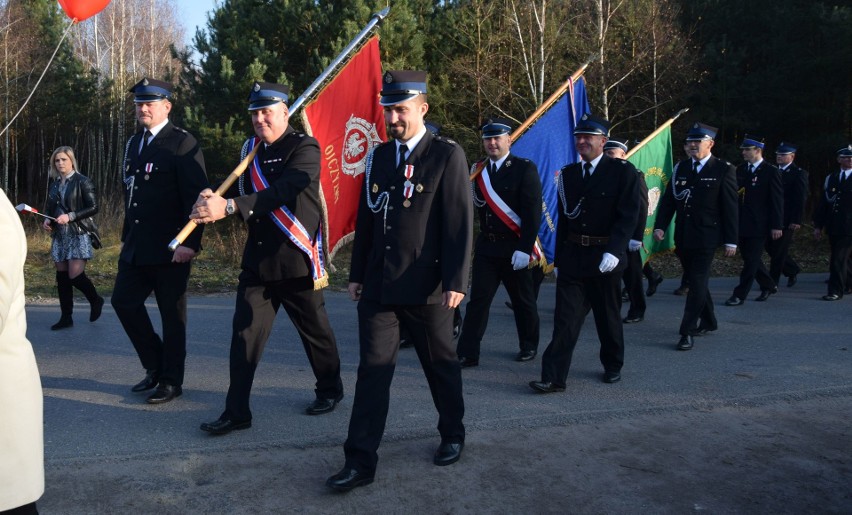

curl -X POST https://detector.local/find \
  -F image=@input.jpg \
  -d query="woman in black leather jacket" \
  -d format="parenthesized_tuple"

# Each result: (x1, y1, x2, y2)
(42, 146, 104, 330)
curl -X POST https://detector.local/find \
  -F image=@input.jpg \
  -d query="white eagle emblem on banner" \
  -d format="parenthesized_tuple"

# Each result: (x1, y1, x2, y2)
(342, 115, 382, 177)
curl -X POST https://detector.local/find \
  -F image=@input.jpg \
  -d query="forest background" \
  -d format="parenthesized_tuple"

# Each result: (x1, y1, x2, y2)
(1, 0, 850, 292)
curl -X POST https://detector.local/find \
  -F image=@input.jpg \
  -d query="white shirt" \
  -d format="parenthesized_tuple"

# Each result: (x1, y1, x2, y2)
(489, 153, 509, 172)
(396, 127, 428, 164)
(692, 154, 712, 173)
(581, 153, 604, 176)
(139, 118, 169, 153)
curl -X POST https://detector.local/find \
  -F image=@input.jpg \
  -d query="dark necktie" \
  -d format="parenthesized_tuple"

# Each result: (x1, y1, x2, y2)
(583, 162, 592, 182)
(398, 144, 408, 169)
(841, 171, 848, 185)
(692, 160, 700, 174)
(748, 164, 754, 174)
(140, 130, 151, 155)
(490, 162, 497, 176)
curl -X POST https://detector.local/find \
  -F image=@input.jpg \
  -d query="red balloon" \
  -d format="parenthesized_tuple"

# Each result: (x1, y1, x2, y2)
(58, 0, 111, 22)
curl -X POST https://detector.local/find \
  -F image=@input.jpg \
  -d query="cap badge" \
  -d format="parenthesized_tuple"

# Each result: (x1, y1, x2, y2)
(693, 123, 699, 128)
(384, 72, 393, 83)
(253, 83, 261, 92)
(581, 114, 589, 121)
(142, 78, 149, 86)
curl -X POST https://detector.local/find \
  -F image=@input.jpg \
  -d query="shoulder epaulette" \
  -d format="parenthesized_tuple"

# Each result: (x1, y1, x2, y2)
(435, 135, 458, 146)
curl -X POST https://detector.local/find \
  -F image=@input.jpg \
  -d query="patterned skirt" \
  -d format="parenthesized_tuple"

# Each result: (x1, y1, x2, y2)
(51, 226, 94, 262)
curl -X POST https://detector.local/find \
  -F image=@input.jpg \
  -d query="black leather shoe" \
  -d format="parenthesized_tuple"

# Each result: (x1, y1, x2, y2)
(453, 323, 461, 339)
(459, 356, 479, 368)
(131, 370, 159, 393)
(646, 275, 663, 297)
(433, 442, 464, 466)
(676, 335, 694, 351)
(689, 323, 717, 336)
(673, 286, 689, 296)
(786, 275, 797, 288)
(724, 296, 744, 306)
(755, 290, 771, 302)
(90, 295, 105, 322)
(200, 417, 252, 435)
(823, 294, 841, 301)
(51, 315, 73, 331)
(622, 314, 643, 324)
(306, 394, 343, 415)
(602, 371, 621, 383)
(399, 338, 413, 348)
(146, 384, 182, 404)
(326, 468, 374, 492)
(529, 381, 565, 393)
(515, 350, 537, 362)
(621, 288, 630, 302)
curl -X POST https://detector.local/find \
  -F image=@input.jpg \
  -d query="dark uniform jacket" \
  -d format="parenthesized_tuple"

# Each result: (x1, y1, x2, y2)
(814, 170, 852, 236)
(779, 163, 809, 227)
(554, 155, 640, 277)
(655, 156, 738, 250)
(121, 122, 208, 265)
(225, 127, 322, 282)
(736, 160, 783, 239)
(472, 153, 542, 258)
(45, 172, 99, 237)
(633, 171, 649, 242)
(350, 131, 473, 305)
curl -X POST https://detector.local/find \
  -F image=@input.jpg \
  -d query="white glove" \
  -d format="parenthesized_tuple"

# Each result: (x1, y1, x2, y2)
(511, 251, 530, 270)
(598, 253, 619, 273)
(628, 239, 642, 252)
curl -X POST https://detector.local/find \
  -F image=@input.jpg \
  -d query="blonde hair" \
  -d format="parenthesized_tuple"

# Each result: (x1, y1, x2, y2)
(48, 146, 79, 179)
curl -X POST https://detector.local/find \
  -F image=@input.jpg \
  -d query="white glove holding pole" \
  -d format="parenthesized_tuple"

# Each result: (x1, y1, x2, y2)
(511, 251, 530, 270)
(628, 239, 642, 252)
(598, 253, 619, 273)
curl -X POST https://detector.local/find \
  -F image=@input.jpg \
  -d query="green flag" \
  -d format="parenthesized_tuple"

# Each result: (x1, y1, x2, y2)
(627, 125, 675, 264)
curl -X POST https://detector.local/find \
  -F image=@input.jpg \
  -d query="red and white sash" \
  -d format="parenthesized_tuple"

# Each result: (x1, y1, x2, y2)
(475, 163, 544, 266)
(247, 137, 328, 289)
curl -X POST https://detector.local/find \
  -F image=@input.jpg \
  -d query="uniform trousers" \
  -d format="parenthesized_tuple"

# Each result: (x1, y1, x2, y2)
(827, 235, 852, 297)
(677, 247, 718, 335)
(540, 271, 624, 387)
(344, 299, 464, 474)
(112, 259, 190, 386)
(622, 250, 646, 317)
(733, 237, 775, 299)
(456, 254, 539, 359)
(766, 228, 801, 284)
(223, 273, 342, 422)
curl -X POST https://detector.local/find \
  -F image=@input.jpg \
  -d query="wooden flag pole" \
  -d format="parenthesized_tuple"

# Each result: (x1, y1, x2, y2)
(624, 108, 689, 160)
(470, 54, 597, 181)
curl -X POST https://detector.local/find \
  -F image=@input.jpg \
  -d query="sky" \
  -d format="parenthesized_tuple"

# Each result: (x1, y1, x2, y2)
(176, 0, 219, 46)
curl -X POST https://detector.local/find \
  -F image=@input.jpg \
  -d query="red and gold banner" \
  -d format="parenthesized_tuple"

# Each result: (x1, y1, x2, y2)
(301, 36, 386, 262)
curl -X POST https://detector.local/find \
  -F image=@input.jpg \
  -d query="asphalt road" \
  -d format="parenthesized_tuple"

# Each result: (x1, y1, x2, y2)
(25, 273, 852, 513)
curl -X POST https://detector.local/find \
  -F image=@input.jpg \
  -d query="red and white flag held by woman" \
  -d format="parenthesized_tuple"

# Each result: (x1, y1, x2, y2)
(301, 36, 387, 262)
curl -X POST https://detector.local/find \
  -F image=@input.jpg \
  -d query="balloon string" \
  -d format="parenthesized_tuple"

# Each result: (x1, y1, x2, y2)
(0, 18, 77, 138)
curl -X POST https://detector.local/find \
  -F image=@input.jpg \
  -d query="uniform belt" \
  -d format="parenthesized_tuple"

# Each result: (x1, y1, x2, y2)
(567, 233, 610, 246)
(482, 232, 517, 242)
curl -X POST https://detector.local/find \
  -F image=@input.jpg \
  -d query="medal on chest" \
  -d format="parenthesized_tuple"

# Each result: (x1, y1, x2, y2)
(402, 164, 415, 208)
(144, 162, 153, 180)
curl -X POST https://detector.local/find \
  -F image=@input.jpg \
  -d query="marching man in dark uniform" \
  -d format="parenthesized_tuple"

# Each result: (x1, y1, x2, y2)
(768, 142, 808, 288)
(456, 117, 542, 367)
(529, 115, 640, 393)
(654, 123, 738, 351)
(604, 138, 648, 324)
(327, 71, 473, 492)
(725, 135, 783, 305)
(192, 82, 344, 435)
(813, 145, 852, 301)
(112, 78, 209, 404)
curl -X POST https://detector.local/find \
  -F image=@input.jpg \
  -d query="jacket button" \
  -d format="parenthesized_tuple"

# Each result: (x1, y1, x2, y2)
(248, 210, 254, 216)
(132, 202, 137, 207)
(257, 241, 263, 246)
(134, 219, 139, 224)
(390, 186, 396, 191)
(385, 245, 391, 250)
(388, 206, 394, 210)
(386, 226, 392, 230)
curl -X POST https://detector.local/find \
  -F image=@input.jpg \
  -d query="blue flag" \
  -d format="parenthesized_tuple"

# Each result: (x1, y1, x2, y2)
(512, 78, 590, 266)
